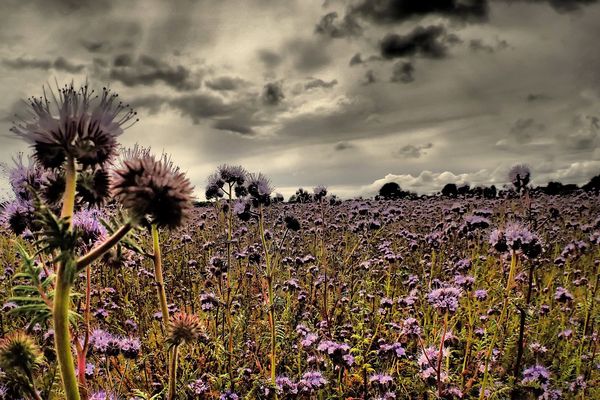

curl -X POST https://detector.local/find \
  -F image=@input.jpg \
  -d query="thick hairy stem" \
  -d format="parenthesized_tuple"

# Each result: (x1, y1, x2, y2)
(167, 345, 179, 400)
(54, 157, 81, 400)
(152, 224, 170, 327)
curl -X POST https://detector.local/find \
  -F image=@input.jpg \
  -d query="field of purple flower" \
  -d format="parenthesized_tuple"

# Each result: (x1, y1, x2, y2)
(0, 83, 598, 400)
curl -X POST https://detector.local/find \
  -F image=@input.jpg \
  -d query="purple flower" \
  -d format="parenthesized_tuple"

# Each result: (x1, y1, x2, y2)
(427, 287, 461, 314)
(188, 378, 209, 395)
(219, 390, 239, 400)
(522, 364, 550, 388)
(554, 287, 574, 303)
(369, 373, 394, 387)
(276, 375, 298, 395)
(120, 337, 141, 359)
(299, 371, 327, 392)
(474, 289, 488, 301)
(379, 342, 406, 358)
(401, 317, 421, 337)
(11, 83, 136, 169)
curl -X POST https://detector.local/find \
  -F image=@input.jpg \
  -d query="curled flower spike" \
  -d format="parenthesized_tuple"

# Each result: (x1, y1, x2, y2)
(11, 82, 137, 169)
(111, 153, 194, 229)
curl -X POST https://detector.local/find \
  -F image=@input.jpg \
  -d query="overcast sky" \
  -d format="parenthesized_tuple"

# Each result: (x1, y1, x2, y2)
(1, 0, 599, 199)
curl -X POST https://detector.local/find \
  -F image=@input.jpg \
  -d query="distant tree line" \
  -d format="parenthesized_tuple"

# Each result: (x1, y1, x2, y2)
(193, 173, 600, 207)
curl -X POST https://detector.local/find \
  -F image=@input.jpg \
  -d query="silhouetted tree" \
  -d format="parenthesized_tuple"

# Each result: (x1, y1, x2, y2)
(583, 174, 600, 193)
(483, 185, 497, 199)
(441, 183, 458, 197)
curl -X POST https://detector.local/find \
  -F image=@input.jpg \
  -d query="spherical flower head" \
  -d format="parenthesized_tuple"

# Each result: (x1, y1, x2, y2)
(474, 289, 488, 301)
(11, 82, 137, 169)
(89, 391, 118, 400)
(218, 164, 247, 186)
(522, 364, 550, 388)
(119, 337, 141, 359)
(369, 373, 394, 387)
(508, 164, 531, 191)
(0, 331, 43, 374)
(205, 172, 225, 200)
(313, 185, 328, 201)
(299, 371, 327, 392)
(427, 287, 461, 314)
(167, 312, 202, 346)
(276, 375, 299, 395)
(505, 223, 543, 259)
(188, 378, 210, 395)
(489, 229, 508, 253)
(554, 286, 574, 303)
(72, 208, 107, 246)
(2, 153, 46, 203)
(111, 153, 194, 229)
(247, 172, 273, 205)
(284, 215, 301, 231)
(1, 200, 33, 235)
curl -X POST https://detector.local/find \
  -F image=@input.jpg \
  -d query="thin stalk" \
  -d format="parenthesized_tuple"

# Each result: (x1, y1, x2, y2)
(152, 224, 170, 327)
(437, 312, 448, 397)
(513, 262, 534, 378)
(258, 205, 276, 384)
(479, 251, 517, 400)
(53, 156, 81, 400)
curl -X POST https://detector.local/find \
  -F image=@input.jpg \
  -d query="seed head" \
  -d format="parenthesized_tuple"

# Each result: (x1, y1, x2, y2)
(167, 312, 202, 346)
(0, 331, 43, 374)
(111, 154, 194, 229)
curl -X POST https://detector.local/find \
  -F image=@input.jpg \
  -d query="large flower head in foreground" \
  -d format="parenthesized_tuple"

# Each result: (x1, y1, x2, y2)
(11, 82, 137, 169)
(111, 153, 194, 229)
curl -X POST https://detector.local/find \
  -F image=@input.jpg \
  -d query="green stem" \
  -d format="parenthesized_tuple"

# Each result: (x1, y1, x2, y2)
(479, 251, 517, 400)
(259, 206, 276, 384)
(167, 345, 179, 400)
(54, 157, 81, 400)
(76, 222, 133, 273)
(152, 224, 170, 327)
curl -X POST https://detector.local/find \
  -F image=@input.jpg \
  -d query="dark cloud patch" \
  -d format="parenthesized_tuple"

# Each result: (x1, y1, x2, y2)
(170, 94, 235, 121)
(108, 54, 200, 91)
(510, 117, 546, 143)
(213, 119, 255, 135)
(205, 76, 247, 91)
(257, 49, 283, 69)
(315, 11, 362, 38)
(349, 0, 489, 25)
(526, 93, 552, 102)
(23, 0, 117, 15)
(80, 39, 110, 53)
(469, 38, 509, 53)
(363, 70, 377, 85)
(380, 26, 449, 60)
(131, 92, 263, 136)
(349, 53, 363, 66)
(334, 141, 355, 151)
(533, 0, 599, 13)
(262, 82, 285, 106)
(394, 143, 434, 158)
(469, 39, 495, 53)
(305, 78, 338, 90)
(3, 56, 85, 73)
(287, 39, 332, 72)
(391, 61, 415, 83)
